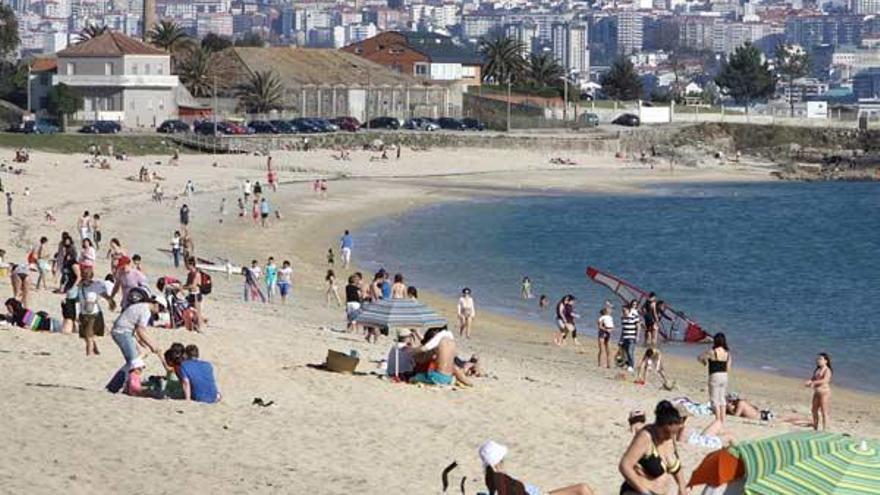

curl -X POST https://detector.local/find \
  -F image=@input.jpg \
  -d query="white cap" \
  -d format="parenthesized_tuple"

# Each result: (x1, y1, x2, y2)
(128, 358, 146, 371)
(479, 440, 508, 468)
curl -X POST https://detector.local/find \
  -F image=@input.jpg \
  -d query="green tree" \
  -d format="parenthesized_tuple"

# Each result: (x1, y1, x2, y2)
(478, 36, 526, 84)
(235, 32, 265, 47)
(76, 24, 108, 43)
(775, 43, 811, 117)
(715, 42, 776, 113)
(0, 3, 20, 60)
(238, 70, 284, 113)
(202, 33, 232, 52)
(177, 45, 218, 97)
(527, 52, 565, 87)
(600, 57, 642, 101)
(148, 20, 191, 72)
(47, 83, 83, 129)
(0, 61, 27, 106)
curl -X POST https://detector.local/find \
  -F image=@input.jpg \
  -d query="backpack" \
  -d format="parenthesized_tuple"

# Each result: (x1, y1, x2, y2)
(198, 270, 213, 295)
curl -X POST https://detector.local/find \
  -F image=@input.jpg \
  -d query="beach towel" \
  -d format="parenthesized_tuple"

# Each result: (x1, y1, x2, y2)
(673, 397, 714, 416)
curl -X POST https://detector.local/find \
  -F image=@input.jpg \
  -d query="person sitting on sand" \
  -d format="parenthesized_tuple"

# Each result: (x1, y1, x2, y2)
(619, 400, 688, 495)
(410, 327, 472, 387)
(161, 343, 186, 399)
(124, 357, 162, 398)
(386, 328, 419, 380)
(179, 344, 221, 403)
(479, 440, 595, 495)
(454, 354, 485, 377)
(725, 394, 774, 421)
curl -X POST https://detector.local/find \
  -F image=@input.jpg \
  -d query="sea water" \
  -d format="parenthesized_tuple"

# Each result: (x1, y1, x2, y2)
(359, 182, 880, 393)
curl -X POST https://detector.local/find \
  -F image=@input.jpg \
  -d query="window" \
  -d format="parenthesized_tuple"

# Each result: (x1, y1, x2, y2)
(104, 62, 113, 75)
(157, 63, 164, 75)
(389, 48, 404, 55)
(414, 63, 429, 77)
(145, 64, 151, 75)
(66, 62, 75, 75)
(132, 63, 138, 75)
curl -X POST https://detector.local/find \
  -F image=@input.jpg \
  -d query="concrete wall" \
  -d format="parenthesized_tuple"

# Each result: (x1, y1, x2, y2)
(59, 56, 122, 76)
(123, 55, 171, 76)
(123, 88, 179, 128)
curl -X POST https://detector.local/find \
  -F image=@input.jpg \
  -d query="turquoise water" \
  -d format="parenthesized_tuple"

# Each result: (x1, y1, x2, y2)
(358, 182, 880, 393)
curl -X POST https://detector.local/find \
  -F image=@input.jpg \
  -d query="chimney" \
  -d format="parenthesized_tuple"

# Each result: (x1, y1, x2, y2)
(143, 0, 156, 42)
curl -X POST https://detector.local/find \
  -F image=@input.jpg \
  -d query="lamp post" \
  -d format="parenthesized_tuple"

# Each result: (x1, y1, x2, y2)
(212, 75, 217, 155)
(26, 62, 32, 113)
(506, 76, 512, 132)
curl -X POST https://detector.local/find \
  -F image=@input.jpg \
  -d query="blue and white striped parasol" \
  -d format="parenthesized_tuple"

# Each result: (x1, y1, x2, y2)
(353, 298, 447, 328)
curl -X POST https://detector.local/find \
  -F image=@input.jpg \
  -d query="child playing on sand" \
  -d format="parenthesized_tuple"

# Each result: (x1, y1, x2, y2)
(805, 352, 832, 431)
(634, 347, 670, 387)
(327, 248, 335, 266)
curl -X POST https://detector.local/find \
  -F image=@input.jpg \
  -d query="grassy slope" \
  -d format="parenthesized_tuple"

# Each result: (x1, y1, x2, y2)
(0, 132, 193, 156)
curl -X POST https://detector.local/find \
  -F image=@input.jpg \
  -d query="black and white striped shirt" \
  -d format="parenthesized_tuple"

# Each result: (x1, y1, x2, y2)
(621, 309, 640, 341)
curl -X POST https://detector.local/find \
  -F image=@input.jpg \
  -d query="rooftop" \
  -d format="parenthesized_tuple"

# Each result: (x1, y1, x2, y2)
(56, 31, 166, 58)
(403, 32, 483, 65)
(223, 47, 427, 87)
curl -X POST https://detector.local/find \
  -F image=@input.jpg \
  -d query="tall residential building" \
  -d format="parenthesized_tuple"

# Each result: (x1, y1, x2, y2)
(505, 21, 538, 58)
(617, 11, 643, 55)
(851, 0, 880, 14)
(551, 22, 589, 76)
(785, 15, 863, 50)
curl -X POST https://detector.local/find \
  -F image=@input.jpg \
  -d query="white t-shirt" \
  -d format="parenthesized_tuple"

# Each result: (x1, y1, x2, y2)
(111, 303, 152, 335)
(171, 236, 180, 250)
(598, 314, 614, 331)
(278, 266, 293, 284)
(79, 280, 109, 316)
(250, 266, 262, 280)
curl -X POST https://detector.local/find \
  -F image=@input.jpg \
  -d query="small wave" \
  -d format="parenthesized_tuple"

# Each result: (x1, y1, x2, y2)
(760, 365, 780, 372)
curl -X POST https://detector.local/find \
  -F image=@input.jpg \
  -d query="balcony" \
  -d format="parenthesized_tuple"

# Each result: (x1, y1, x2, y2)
(52, 74, 180, 88)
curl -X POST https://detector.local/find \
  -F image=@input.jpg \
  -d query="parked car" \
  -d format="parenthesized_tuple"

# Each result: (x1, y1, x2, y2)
(461, 118, 486, 131)
(247, 120, 279, 134)
(404, 117, 440, 131)
(307, 118, 339, 132)
(289, 118, 321, 133)
(194, 121, 235, 136)
(577, 112, 600, 127)
(366, 117, 401, 130)
(13, 120, 60, 134)
(437, 117, 467, 130)
(611, 113, 640, 127)
(270, 120, 298, 134)
(80, 120, 122, 134)
(330, 116, 360, 132)
(157, 119, 191, 133)
(223, 121, 249, 135)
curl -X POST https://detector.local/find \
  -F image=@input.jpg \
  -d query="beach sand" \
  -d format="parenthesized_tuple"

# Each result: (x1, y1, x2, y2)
(0, 145, 876, 494)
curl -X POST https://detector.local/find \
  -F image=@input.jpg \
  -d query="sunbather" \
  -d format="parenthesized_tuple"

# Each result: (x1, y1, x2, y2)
(409, 327, 472, 387)
(480, 440, 594, 495)
(725, 394, 774, 421)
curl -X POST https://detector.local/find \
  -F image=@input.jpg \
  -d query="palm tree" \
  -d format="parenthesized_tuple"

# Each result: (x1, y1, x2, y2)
(527, 53, 565, 87)
(177, 45, 216, 97)
(149, 20, 189, 53)
(238, 70, 284, 114)
(76, 24, 108, 43)
(479, 36, 526, 84)
(149, 20, 190, 72)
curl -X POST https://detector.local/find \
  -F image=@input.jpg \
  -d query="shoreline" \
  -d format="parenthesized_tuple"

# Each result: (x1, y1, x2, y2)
(298, 177, 879, 401)
(2, 146, 877, 493)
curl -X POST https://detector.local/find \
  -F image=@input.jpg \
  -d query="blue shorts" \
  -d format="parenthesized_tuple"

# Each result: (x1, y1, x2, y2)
(410, 371, 454, 386)
(277, 281, 291, 296)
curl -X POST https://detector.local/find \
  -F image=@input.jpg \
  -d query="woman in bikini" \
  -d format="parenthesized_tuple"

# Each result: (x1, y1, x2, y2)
(619, 400, 688, 495)
(106, 238, 127, 275)
(805, 352, 832, 431)
(457, 288, 476, 339)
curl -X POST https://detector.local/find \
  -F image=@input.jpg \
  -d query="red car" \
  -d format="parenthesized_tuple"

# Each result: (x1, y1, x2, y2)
(223, 121, 249, 134)
(330, 116, 360, 132)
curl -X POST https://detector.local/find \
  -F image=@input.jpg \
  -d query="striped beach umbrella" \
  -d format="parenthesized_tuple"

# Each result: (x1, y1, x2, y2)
(353, 298, 447, 329)
(730, 431, 880, 495)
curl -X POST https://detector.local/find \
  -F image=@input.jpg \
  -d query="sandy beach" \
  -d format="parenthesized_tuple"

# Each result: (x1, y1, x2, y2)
(0, 144, 876, 494)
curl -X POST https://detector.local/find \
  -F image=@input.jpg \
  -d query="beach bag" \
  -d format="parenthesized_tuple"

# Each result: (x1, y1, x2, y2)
(198, 270, 213, 295)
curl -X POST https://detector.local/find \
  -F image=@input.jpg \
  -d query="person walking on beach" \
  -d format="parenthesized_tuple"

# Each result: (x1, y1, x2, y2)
(242, 179, 252, 202)
(554, 295, 575, 346)
(345, 274, 362, 332)
(251, 200, 260, 226)
(91, 214, 102, 250)
(78, 268, 115, 356)
(259, 197, 270, 227)
(5, 192, 12, 217)
(237, 197, 245, 218)
(805, 352, 832, 431)
(253, 181, 263, 200)
(619, 300, 640, 372)
(457, 287, 476, 339)
(179, 204, 190, 232)
(264, 257, 278, 302)
(340, 230, 353, 268)
(30, 237, 50, 291)
(77, 211, 92, 241)
(242, 261, 266, 303)
(267, 159, 277, 192)
(219, 197, 227, 220)
(642, 292, 660, 346)
(325, 269, 341, 307)
(597, 307, 614, 368)
(327, 248, 335, 266)
(319, 179, 327, 198)
(170, 231, 182, 268)
(699, 332, 731, 424)
(278, 260, 293, 304)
